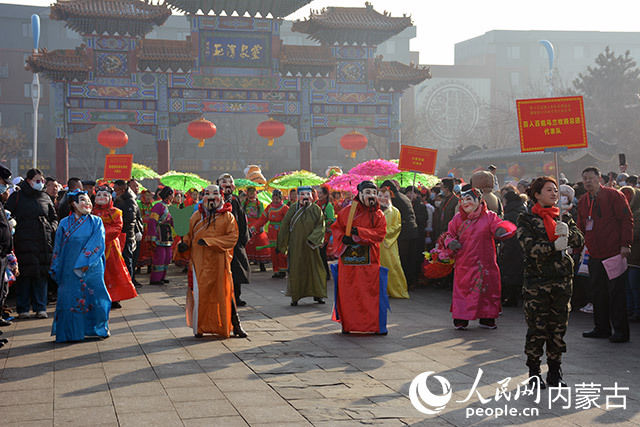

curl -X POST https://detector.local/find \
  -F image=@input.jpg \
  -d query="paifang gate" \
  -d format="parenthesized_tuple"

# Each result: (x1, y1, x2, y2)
(27, 0, 431, 181)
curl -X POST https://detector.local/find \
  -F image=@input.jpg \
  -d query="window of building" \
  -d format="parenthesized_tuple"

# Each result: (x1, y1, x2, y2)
(510, 71, 520, 88)
(0, 112, 2, 127)
(507, 46, 520, 59)
(24, 83, 31, 98)
(574, 46, 585, 59)
(22, 22, 31, 38)
(0, 65, 8, 78)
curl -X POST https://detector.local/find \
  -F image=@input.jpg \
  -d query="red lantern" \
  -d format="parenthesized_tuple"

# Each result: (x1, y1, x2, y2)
(508, 164, 523, 178)
(340, 131, 368, 158)
(98, 126, 128, 154)
(188, 117, 217, 148)
(543, 161, 555, 175)
(257, 118, 285, 147)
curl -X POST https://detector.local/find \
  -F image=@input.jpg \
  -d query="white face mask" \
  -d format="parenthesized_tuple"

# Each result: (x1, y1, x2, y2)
(203, 185, 222, 210)
(560, 195, 569, 205)
(73, 195, 92, 215)
(298, 191, 312, 207)
(377, 191, 391, 208)
(434, 200, 442, 208)
(31, 181, 44, 192)
(359, 188, 378, 207)
(95, 191, 111, 206)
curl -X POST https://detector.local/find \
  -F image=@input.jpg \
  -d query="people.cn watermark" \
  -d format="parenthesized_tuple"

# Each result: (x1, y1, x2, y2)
(409, 368, 629, 419)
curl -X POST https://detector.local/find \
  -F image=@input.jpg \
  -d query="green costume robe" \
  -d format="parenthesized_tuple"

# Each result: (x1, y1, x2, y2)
(277, 202, 327, 303)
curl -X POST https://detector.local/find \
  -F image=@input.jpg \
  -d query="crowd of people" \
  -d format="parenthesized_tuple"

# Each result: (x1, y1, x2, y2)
(0, 162, 635, 390)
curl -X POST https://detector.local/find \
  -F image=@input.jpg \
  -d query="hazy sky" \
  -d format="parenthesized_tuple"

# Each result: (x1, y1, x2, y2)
(5, 0, 640, 64)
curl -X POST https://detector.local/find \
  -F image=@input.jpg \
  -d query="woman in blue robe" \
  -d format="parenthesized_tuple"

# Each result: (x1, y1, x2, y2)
(50, 190, 111, 342)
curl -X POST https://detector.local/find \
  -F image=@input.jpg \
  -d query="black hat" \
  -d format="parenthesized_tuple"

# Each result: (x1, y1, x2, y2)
(0, 163, 12, 181)
(357, 180, 377, 193)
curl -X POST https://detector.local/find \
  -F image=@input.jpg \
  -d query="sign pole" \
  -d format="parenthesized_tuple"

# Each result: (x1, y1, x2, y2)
(30, 14, 40, 169)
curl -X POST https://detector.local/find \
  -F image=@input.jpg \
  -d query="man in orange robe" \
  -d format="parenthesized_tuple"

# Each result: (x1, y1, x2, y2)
(332, 181, 389, 335)
(252, 189, 289, 278)
(180, 185, 247, 338)
(92, 186, 137, 309)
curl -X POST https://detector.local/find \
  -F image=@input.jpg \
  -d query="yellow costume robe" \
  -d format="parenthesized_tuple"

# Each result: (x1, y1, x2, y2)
(381, 205, 409, 298)
(184, 206, 239, 337)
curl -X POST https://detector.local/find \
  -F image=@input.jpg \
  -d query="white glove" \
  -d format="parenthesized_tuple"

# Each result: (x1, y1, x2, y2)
(555, 221, 568, 237)
(135, 232, 143, 242)
(554, 235, 568, 251)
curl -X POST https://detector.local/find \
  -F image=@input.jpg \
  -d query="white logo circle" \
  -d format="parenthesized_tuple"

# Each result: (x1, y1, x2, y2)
(409, 371, 453, 415)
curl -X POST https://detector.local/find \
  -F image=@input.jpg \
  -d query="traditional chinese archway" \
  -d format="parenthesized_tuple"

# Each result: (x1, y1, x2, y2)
(27, 0, 430, 181)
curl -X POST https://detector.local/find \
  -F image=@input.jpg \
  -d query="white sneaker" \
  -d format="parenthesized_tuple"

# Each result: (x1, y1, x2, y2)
(36, 311, 48, 319)
(579, 303, 594, 314)
(18, 312, 31, 319)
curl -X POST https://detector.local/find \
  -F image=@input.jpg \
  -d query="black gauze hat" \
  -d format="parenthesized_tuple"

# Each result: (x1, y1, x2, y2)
(357, 180, 377, 193)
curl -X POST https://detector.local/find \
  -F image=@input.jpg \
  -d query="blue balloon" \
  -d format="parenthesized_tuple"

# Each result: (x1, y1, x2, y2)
(31, 14, 40, 51)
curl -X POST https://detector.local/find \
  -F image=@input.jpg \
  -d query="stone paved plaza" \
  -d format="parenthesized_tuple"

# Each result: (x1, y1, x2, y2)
(1, 265, 639, 426)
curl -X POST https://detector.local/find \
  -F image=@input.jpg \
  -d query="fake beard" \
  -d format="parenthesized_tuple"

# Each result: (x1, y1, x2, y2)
(299, 198, 311, 207)
(359, 194, 377, 207)
(206, 198, 222, 211)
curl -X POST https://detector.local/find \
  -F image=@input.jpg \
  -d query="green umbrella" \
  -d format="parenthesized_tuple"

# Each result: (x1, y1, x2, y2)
(257, 191, 272, 206)
(131, 162, 160, 180)
(159, 171, 210, 192)
(377, 172, 439, 188)
(269, 170, 325, 190)
(235, 178, 264, 190)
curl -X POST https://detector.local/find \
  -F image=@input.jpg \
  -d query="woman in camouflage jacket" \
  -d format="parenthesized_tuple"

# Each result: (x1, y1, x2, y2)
(517, 176, 584, 390)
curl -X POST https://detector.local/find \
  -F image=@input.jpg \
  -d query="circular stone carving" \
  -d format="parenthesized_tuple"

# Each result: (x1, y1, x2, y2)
(424, 83, 480, 143)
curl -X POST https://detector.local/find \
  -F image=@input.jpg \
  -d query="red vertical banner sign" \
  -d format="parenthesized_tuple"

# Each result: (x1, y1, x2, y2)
(516, 96, 588, 152)
(398, 145, 438, 174)
(104, 154, 133, 180)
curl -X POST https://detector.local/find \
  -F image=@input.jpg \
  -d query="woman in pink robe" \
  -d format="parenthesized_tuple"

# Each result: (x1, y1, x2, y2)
(443, 187, 515, 330)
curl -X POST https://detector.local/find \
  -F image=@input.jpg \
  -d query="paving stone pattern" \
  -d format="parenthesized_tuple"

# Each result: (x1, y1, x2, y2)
(1, 265, 639, 426)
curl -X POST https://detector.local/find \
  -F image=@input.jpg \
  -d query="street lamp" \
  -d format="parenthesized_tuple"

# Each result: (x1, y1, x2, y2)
(31, 14, 40, 169)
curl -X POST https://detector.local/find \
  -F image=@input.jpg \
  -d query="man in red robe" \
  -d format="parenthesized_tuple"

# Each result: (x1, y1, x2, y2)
(331, 181, 389, 335)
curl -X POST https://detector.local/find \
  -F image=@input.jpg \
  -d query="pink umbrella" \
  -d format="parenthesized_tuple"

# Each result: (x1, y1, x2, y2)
(349, 159, 400, 176)
(326, 173, 374, 194)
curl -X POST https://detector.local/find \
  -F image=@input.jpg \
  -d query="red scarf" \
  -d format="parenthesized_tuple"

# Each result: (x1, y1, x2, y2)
(532, 203, 560, 242)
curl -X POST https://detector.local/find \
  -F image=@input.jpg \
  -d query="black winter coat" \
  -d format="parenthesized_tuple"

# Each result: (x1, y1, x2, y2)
(498, 198, 527, 283)
(228, 194, 250, 284)
(115, 188, 141, 249)
(391, 191, 418, 241)
(6, 181, 58, 279)
(0, 200, 12, 257)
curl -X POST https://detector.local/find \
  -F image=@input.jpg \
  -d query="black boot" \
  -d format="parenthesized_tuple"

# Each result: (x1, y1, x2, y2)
(526, 359, 546, 390)
(546, 359, 567, 387)
(231, 303, 247, 338)
(259, 263, 266, 272)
